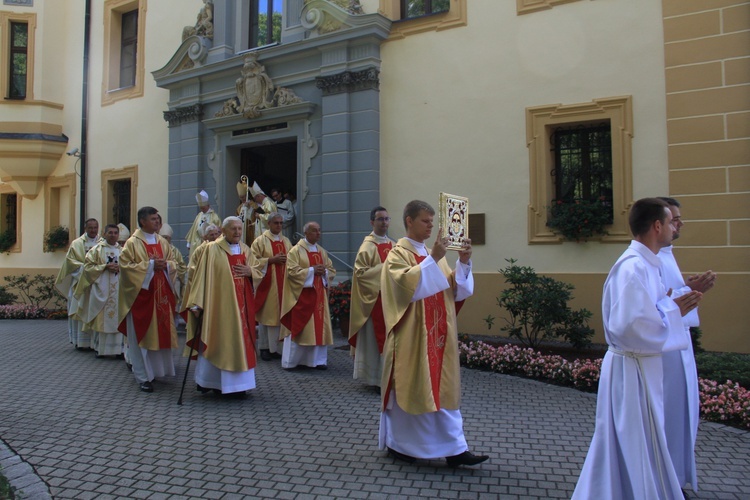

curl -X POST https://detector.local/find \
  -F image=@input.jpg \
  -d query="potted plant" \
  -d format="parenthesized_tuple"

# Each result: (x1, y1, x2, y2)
(547, 198, 611, 242)
(43, 225, 70, 252)
(328, 279, 352, 335)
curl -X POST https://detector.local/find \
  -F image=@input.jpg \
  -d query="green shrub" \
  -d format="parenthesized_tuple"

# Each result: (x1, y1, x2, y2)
(3, 274, 65, 310)
(0, 285, 18, 305)
(484, 258, 595, 349)
(696, 352, 750, 389)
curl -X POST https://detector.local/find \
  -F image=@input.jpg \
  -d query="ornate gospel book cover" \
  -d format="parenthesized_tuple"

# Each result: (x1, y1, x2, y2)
(438, 192, 469, 250)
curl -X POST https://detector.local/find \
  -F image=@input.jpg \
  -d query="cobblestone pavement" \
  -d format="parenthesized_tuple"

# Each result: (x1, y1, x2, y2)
(0, 320, 748, 499)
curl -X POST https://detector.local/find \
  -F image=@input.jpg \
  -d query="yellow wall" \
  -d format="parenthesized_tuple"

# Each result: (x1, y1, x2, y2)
(661, 0, 750, 353)
(380, 0, 670, 274)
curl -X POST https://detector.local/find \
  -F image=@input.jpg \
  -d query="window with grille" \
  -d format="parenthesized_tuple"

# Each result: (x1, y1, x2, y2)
(401, 0, 450, 19)
(1, 192, 18, 246)
(119, 10, 138, 88)
(8, 21, 27, 99)
(112, 179, 131, 229)
(550, 123, 613, 223)
(249, 0, 281, 49)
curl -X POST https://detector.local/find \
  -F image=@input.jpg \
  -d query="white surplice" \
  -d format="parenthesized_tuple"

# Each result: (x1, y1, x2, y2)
(572, 241, 689, 500)
(659, 245, 700, 491)
(378, 238, 474, 459)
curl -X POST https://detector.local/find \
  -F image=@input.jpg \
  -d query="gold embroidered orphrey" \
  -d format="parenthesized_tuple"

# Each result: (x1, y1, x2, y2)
(438, 192, 469, 250)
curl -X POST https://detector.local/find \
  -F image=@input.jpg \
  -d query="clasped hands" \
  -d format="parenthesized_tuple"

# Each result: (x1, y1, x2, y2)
(268, 252, 287, 264)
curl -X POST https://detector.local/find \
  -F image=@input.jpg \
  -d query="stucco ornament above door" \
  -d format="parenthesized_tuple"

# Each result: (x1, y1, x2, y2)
(215, 53, 304, 119)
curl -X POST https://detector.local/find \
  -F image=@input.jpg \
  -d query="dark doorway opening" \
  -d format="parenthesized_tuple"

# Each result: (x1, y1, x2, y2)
(240, 141, 297, 199)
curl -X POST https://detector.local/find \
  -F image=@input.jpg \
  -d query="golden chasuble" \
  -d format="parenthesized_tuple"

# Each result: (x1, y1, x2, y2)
(55, 234, 103, 297)
(117, 230, 178, 351)
(279, 240, 336, 346)
(185, 237, 260, 372)
(349, 234, 393, 352)
(186, 209, 221, 262)
(250, 231, 292, 326)
(380, 238, 462, 415)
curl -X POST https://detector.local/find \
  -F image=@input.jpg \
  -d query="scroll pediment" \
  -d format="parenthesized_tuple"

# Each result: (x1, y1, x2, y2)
(152, 35, 210, 82)
(301, 0, 367, 36)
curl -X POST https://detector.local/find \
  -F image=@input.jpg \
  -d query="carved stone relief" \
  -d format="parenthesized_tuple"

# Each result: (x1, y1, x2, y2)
(215, 53, 306, 119)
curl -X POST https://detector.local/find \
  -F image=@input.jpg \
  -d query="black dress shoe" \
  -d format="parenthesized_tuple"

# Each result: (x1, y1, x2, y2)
(271, 351, 282, 359)
(315, 364, 328, 370)
(196, 384, 210, 394)
(260, 349, 273, 361)
(139, 381, 154, 393)
(387, 447, 416, 464)
(445, 451, 489, 467)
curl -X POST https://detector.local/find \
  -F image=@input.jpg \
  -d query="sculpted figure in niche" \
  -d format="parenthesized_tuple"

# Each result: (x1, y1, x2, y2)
(182, 0, 214, 41)
(236, 53, 274, 119)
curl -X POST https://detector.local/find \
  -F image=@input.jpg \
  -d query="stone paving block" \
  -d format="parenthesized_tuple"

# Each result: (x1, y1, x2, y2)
(1, 320, 749, 500)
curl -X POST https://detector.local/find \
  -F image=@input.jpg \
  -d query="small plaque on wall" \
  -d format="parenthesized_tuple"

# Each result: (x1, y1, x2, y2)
(468, 213, 485, 245)
(4, 0, 33, 6)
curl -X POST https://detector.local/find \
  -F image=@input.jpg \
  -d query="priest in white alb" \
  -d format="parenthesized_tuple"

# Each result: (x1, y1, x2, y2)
(572, 198, 703, 500)
(658, 197, 716, 494)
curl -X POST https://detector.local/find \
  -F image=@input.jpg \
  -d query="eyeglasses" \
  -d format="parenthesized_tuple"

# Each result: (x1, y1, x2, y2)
(374, 217, 391, 222)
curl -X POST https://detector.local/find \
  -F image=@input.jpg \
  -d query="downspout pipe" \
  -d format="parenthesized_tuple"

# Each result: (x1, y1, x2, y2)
(79, 0, 91, 233)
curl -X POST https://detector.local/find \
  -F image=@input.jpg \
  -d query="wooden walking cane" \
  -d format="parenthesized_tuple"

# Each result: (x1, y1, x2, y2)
(177, 316, 202, 405)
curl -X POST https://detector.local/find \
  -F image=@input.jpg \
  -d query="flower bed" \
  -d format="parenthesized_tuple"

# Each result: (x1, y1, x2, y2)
(459, 340, 750, 429)
(0, 304, 49, 319)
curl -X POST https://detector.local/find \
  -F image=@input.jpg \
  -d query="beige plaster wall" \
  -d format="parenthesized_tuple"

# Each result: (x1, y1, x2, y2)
(379, 0, 670, 275)
(85, 0, 197, 228)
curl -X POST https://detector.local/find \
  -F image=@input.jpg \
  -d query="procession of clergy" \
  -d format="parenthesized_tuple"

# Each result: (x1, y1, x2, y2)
(55, 187, 715, 489)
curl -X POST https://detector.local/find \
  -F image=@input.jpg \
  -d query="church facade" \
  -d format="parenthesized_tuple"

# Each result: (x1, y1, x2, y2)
(1, 0, 747, 352)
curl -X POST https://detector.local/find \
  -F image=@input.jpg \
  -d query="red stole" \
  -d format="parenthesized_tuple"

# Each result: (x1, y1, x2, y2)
(123, 241, 175, 347)
(280, 249, 326, 345)
(415, 253, 448, 409)
(229, 253, 257, 369)
(254, 239, 287, 310)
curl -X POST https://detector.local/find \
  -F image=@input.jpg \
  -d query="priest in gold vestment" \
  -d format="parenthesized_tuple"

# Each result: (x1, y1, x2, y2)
(251, 213, 292, 361)
(55, 218, 103, 349)
(349, 206, 394, 387)
(75, 224, 125, 357)
(379, 200, 488, 467)
(118, 207, 179, 393)
(279, 221, 336, 369)
(185, 217, 262, 396)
